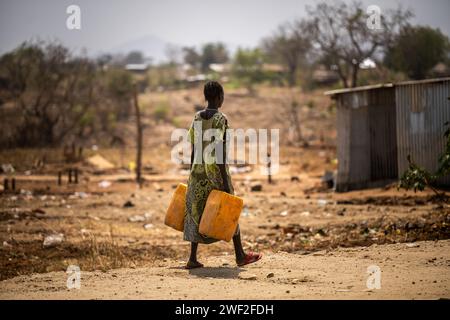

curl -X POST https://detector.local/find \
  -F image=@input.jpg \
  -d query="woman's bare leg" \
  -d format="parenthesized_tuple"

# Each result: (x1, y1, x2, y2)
(186, 242, 203, 269)
(232, 234, 246, 264)
(233, 233, 262, 266)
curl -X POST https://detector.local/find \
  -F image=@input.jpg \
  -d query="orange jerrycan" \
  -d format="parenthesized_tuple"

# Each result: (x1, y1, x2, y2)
(164, 183, 187, 231)
(199, 190, 243, 242)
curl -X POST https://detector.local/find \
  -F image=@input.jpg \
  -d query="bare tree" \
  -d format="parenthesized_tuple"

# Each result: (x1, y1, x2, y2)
(262, 21, 311, 86)
(305, 1, 412, 87)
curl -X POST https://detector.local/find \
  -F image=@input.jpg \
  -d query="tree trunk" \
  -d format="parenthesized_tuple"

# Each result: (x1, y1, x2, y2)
(133, 85, 143, 188)
(290, 102, 302, 143)
(335, 64, 349, 88)
(351, 65, 359, 88)
(287, 64, 297, 87)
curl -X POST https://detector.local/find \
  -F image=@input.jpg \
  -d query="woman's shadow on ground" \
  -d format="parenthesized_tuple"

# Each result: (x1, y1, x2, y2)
(169, 266, 243, 279)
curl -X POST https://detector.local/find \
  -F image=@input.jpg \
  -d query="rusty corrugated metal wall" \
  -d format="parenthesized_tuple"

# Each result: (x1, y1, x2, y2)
(335, 88, 397, 191)
(368, 88, 398, 182)
(396, 79, 450, 186)
(335, 91, 370, 191)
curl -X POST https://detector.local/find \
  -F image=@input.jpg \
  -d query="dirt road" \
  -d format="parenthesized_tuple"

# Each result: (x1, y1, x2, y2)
(1, 240, 449, 299)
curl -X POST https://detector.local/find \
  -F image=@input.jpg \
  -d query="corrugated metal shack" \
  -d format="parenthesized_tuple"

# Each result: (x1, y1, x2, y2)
(326, 77, 450, 192)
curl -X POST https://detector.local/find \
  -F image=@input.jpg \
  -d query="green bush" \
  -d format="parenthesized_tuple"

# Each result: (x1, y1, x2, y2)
(399, 122, 450, 198)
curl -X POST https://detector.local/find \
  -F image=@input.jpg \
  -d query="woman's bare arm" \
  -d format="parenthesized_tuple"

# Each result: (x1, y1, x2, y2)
(218, 132, 231, 194)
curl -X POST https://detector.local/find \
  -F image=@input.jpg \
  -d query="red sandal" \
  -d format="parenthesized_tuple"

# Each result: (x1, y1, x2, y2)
(237, 252, 262, 267)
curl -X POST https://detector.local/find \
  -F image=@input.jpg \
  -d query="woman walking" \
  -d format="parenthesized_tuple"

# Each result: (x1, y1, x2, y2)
(184, 81, 262, 269)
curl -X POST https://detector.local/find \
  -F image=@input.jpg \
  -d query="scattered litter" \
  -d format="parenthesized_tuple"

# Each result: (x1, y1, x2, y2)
(242, 206, 250, 217)
(86, 154, 114, 170)
(98, 180, 112, 188)
(43, 233, 64, 247)
(123, 200, 135, 208)
(71, 192, 89, 199)
(256, 235, 267, 243)
(317, 199, 328, 206)
(143, 223, 154, 230)
(128, 212, 152, 223)
(128, 215, 145, 222)
(3, 241, 12, 248)
(80, 229, 91, 239)
(20, 189, 33, 196)
(406, 243, 420, 248)
(1, 163, 15, 174)
(144, 212, 153, 219)
(279, 210, 288, 217)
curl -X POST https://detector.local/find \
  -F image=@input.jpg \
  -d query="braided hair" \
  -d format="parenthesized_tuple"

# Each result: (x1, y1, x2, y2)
(203, 81, 224, 103)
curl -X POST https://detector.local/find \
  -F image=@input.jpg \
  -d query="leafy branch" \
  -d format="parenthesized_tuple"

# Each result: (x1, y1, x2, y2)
(398, 122, 450, 198)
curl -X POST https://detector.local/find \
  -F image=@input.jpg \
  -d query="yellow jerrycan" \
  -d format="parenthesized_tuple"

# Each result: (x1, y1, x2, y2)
(199, 190, 243, 242)
(164, 183, 187, 231)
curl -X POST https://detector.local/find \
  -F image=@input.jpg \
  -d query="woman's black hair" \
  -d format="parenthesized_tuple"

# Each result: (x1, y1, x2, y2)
(203, 81, 224, 103)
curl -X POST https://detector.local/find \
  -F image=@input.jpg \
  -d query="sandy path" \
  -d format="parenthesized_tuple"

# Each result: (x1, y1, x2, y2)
(1, 240, 449, 300)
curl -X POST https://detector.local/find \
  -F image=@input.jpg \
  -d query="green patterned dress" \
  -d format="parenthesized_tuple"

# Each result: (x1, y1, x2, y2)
(183, 111, 238, 244)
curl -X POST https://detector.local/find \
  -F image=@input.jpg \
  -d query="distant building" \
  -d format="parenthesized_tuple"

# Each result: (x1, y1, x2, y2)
(430, 63, 450, 78)
(326, 77, 450, 192)
(186, 74, 207, 82)
(209, 63, 231, 73)
(312, 65, 340, 85)
(125, 63, 149, 73)
(359, 58, 377, 70)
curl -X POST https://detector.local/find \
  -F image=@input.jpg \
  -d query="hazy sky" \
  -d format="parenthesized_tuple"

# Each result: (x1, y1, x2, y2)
(1, 0, 450, 59)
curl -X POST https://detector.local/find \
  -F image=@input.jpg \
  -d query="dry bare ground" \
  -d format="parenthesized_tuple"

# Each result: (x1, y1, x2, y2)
(1, 87, 449, 299)
(0, 240, 449, 299)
